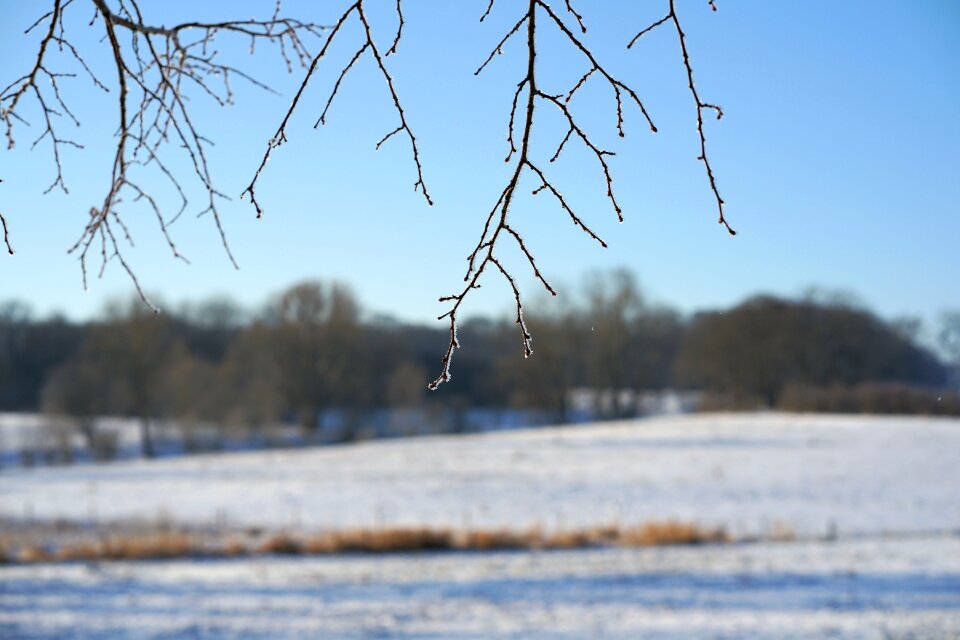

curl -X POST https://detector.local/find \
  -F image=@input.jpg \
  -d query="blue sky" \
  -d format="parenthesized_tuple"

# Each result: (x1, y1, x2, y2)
(1, 1, 958, 328)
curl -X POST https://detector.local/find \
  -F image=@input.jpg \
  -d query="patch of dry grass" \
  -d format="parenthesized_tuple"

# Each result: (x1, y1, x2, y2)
(454, 526, 543, 551)
(56, 541, 102, 562)
(542, 529, 592, 549)
(256, 532, 302, 555)
(543, 524, 623, 548)
(102, 533, 194, 560)
(617, 520, 727, 546)
(13, 519, 735, 564)
(17, 545, 53, 563)
(221, 537, 248, 557)
(55, 533, 196, 562)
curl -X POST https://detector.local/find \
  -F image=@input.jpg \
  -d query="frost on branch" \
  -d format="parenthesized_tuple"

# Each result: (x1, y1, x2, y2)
(1, 0, 327, 306)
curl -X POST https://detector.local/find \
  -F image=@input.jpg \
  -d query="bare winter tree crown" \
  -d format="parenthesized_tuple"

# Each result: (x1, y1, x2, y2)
(1, 0, 735, 389)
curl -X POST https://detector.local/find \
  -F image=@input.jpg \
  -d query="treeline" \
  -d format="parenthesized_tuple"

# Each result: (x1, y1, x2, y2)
(1, 271, 957, 459)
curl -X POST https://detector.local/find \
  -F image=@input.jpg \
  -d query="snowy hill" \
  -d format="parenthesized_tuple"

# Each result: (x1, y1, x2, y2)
(3, 412, 958, 539)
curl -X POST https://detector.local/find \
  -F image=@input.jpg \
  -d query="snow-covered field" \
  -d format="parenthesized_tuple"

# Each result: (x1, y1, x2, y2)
(3, 537, 959, 639)
(3, 413, 959, 537)
(2, 413, 959, 638)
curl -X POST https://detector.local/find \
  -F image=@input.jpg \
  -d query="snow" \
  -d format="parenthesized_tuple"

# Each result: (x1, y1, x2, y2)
(2, 412, 959, 638)
(2, 413, 959, 537)
(2, 538, 959, 639)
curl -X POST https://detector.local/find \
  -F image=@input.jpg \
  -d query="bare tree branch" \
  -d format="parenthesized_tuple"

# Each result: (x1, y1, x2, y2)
(564, 0, 587, 33)
(430, 0, 733, 388)
(386, 0, 404, 57)
(1, 0, 82, 197)
(0, 180, 12, 255)
(430, 0, 660, 389)
(629, 0, 735, 235)
(3, 0, 327, 304)
(242, 0, 432, 219)
(480, 1, 496, 23)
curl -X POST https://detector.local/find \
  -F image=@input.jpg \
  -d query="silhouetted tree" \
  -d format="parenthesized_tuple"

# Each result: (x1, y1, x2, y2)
(93, 298, 177, 457)
(0, 303, 83, 410)
(676, 295, 947, 407)
(42, 358, 113, 459)
(499, 305, 582, 423)
(218, 322, 284, 435)
(161, 345, 228, 451)
(268, 281, 367, 431)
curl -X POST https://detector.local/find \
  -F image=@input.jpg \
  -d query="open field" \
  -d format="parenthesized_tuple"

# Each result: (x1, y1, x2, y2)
(2, 413, 959, 638)
(2, 413, 959, 537)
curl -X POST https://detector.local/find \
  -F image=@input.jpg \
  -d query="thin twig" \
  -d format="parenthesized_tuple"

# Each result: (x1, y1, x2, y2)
(243, 0, 432, 216)
(429, 0, 541, 390)
(0, 180, 11, 254)
(629, 0, 735, 234)
(386, 0, 404, 57)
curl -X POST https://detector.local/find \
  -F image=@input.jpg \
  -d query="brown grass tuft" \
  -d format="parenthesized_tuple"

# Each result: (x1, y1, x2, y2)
(587, 524, 621, 543)
(543, 529, 591, 549)
(100, 533, 195, 560)
(17, 545, 53, 563)
(617, 520, 727, 546)
(221, 537, 248, 557)
(257, 532, 302, 555)
(55, 534, 197, 562)
(56, 541, 102, 562)
(454, 526, 543, 551)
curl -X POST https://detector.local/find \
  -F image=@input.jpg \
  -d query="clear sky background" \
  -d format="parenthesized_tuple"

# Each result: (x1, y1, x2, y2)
(1, 1, 958, 331)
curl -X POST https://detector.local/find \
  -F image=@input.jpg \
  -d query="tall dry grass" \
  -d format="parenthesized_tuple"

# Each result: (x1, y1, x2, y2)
(15, 520, 731, 565)
(56, 533, 196, 562)
(616, 520, 727, 546)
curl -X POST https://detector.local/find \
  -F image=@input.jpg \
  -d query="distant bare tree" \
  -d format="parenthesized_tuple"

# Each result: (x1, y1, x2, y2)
(2, 1, 734, 388)
(42, 358, 112, 458)
(498, 303, 581, 423)
(218, 322, 284, 434)
(267, 281, 366, 431)
(98, 297, 177, 457)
